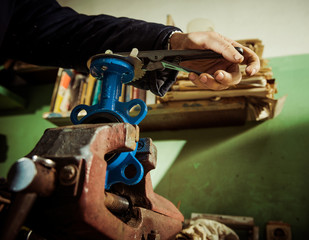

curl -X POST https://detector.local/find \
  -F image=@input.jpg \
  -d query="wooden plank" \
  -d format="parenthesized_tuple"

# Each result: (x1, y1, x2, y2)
(160, 88, 271, 102)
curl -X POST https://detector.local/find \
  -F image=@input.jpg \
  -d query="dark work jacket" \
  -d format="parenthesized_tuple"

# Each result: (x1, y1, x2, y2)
(0, 0, 181, 96)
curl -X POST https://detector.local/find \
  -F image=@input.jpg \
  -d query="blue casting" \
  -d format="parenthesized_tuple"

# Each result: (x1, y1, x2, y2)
(70, 55, 147, 189)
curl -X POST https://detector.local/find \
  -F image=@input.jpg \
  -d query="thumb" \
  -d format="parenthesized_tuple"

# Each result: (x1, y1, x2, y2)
(203, 32, 244, 63)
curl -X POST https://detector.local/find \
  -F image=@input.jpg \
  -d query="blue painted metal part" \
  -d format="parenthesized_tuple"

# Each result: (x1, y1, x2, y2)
(70, 55, 147, 189)
(70, 56, 147, 125)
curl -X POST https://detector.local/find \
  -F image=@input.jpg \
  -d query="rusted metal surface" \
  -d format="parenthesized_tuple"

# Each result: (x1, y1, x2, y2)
(2, 123, 183, 240)
(104, 192, 130, 214)
(112, 137, 184, 223)
(26, 123, 138, 158)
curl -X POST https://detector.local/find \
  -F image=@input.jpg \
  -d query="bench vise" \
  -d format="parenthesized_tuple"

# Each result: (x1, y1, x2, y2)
(2, 123, 184, 240)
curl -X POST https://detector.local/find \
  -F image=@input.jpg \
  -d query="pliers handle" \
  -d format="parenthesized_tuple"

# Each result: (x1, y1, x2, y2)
(118, 47, 243, 75)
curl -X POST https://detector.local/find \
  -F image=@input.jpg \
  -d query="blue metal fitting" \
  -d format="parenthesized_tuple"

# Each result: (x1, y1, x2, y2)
(70, 55, 147, 189)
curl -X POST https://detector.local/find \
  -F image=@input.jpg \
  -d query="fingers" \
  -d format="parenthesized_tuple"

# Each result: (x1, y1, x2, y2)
(189, 73, 226, 90)
(184, 32, 260, 76)
(232, 42, 261, 76)
(189, 64, 241, 90)
(201, 32, 244, 64)
(173, 31, 261, 89)
(243, 47, 260, 76)
(214, 64, 241, 86)
(212, 37, 260, 77)
(180, 32, 244, 64)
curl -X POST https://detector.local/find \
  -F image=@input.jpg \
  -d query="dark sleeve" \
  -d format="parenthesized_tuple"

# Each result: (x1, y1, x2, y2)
(1, 0, 181, 95)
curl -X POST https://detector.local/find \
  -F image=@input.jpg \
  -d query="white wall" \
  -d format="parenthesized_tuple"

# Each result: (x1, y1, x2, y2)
(58, 0, 309, 58)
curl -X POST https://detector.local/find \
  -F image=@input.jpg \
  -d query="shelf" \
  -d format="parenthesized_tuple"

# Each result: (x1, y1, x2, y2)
(140, 98, 246, 131)
(14, 66, 58, 85)
(0, 85, 25, 110)
(43, 97, 247, 131)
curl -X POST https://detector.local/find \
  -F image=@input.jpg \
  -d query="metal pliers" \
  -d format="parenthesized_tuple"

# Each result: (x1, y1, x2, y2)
(116, 47, 243, 80)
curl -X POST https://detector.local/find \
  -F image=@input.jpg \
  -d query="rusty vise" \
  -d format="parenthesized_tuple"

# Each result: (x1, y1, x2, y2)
(1, 123, 184, 240)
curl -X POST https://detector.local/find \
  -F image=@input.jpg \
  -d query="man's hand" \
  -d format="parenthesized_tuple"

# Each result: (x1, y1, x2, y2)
(170, 31, 260, 90)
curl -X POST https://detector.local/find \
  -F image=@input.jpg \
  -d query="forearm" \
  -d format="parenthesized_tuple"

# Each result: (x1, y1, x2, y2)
(1, 0, 181, 72)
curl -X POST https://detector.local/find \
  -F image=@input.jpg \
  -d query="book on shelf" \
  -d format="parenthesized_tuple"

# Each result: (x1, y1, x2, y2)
(161, 87, 274, 102)
(145, 91, 157, 105)
(52, 68, 75, 113)
(156, 38, 285, 122)
(236, 39, 264, 59)
(50, 69, 89, 115)
(172, 76, 268, 91)
(47, 70, 158, 118)
(80, 75, 97, 106)
(71, 73, 86, 109)
(92, 79, 102, 105)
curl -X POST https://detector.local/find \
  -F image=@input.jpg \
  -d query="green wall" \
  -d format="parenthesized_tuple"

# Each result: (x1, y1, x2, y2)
(1, 54, 308, 239)
(143, 54, 309, 239)
(0, 84, 55, 176)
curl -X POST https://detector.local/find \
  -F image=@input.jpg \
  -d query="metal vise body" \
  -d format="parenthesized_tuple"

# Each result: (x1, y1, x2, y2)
(3, 123, 184, 240)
